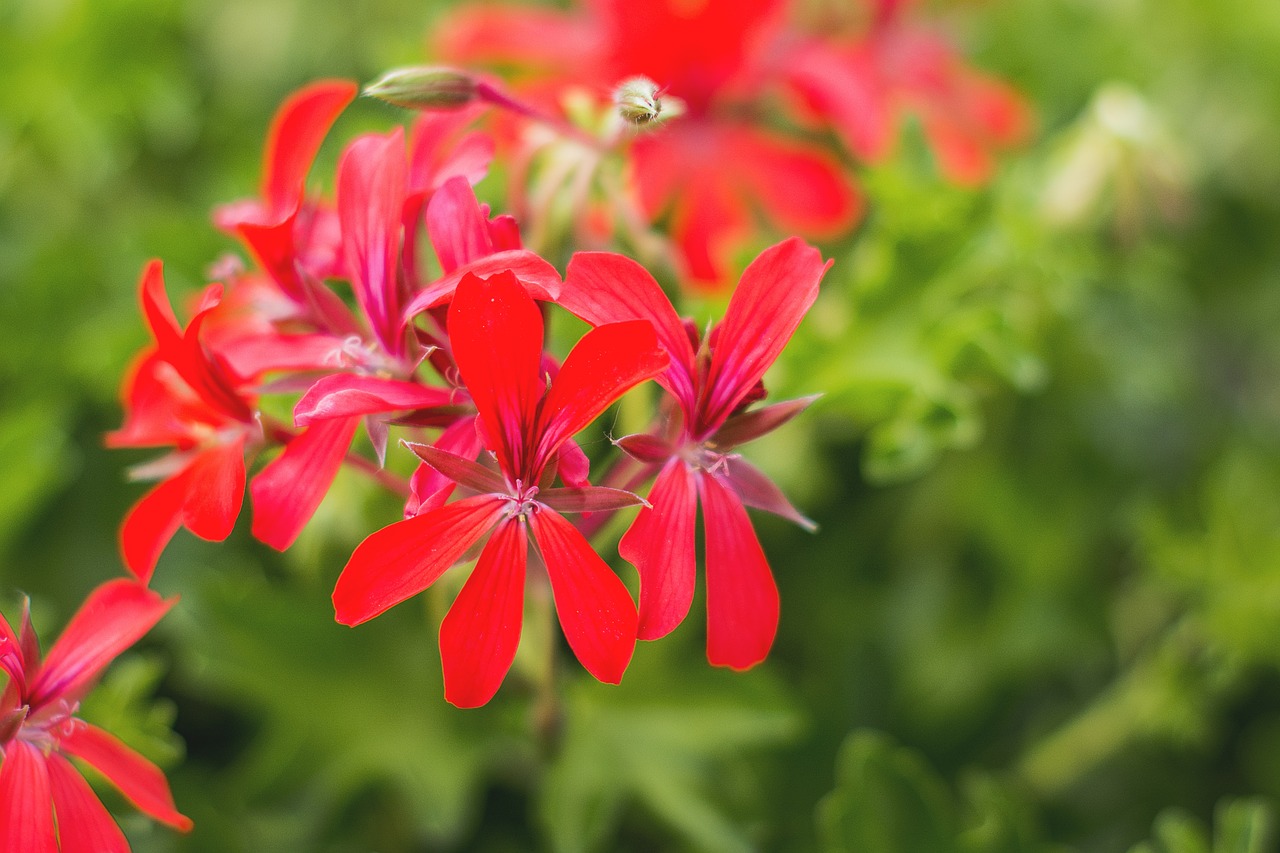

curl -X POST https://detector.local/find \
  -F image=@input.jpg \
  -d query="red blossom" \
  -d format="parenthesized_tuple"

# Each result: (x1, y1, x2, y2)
(0, 579, 190, 851)
(333, 270, 668, 707)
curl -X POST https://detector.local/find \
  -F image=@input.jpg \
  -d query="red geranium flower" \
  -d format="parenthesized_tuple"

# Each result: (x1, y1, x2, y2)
(0, 579, 190, 851)
(333, 269, 668, 707)
(558, 237, 828, 669)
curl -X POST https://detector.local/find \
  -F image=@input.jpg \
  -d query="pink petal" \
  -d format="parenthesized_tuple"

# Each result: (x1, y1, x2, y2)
(710, 395, 819, 449)
(0, 741, 56, 853)
(409, 110, 493, 194)
(259, 80, 358, 218)
(620, 460, 698, 641)
(294, 374, 454, 426)
(30, 580, 172, 709)
(402, 249, 562, 318)
(338, 129, 408, 354)
(251, 416, 360, 551)
(539, 486, 647, 515)
(560, 251, 697, 407)
(554, 439, 591, 488)
(718, 458, 815, 531)
(46, 753, 130, 853)
(181, 436, 247, 542)
(534, 320, 668, 471)
(333, 494, 506, 625)
(699, 238, 829, 432)
(405, 440, 507, 495)
(448, 271, 546, 477)
(428, 176, 494, 274)
(59, 721, 191, 831)
(697, 472, 778, 670)
(439, 518, 527, 708)
(529, 509, 637, 684)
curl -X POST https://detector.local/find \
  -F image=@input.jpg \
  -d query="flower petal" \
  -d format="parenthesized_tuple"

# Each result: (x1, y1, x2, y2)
(710, 395, 819, 449)
(181, 436, 247, 543)
(539, 486, 647, 515)
(720, 456, 816, 531)
(30, 580, 173, 708)
(729, 128, 862, 237)
(120, 467, 189, 584)
(46, 753, 130, 853)
(428, 176, 494, 274)
(260, 80, 358, 218)
(333, 494, 506, 625)
(697, 472, 779, 670)
(251, 416, 360, 551)
(561, 251, 697, 407)
(440, 518, 527, 708)
(294, 375, 455, 426)
(530, 509, 637, 684)
(448, 271, 545, 477)
(0, 741, 56, 853)
(58, 721, 191, 831)
(620, 460, 698, 641)
(435, 5, 601, 73)
(699, 238, 829, 432)
(405, 440, 508, 495)
(402, 249, 562, 318)
(534, 320, 668, 470)
(405, 416, 484, 517)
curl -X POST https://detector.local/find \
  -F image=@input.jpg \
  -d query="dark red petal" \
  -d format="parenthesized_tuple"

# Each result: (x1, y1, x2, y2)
(46, 753, 130, 853)
(260, 80, 358, 217)
(338, 129, 408, 354)
(620, 460, 698, 641)
(719, 457, 816, 531)
(294, 375, 454, 426)
(534, 321, 668, 470)
(448, 271, 545, 477)
(30, 580, 172, 708)
(561, 251, 698, 407)
(0, 741, 56, 853)
(333, 494, 505, 625)
(539, 486, 647, 515)
(530, 509, 637, 684)
(181, 436, 247, 542)
(251, 416, 360, 551)
(405, 440, 507, 495)
(700, 238, 829, 432)
(710, 395, 820, 449)
(402, 249, 562, 318)
(614, 433, 675, 464)
(697, 473, 778, 670)
(59, 722, 192, 831)
(440, 519, 527, 708)
(428, 176, 493, 274)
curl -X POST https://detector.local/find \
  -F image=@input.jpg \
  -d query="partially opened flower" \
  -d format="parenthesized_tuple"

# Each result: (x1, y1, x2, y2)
(0, 579, 190, 851)
(559, 237, 828, 669)
(333, 269, 668, 707)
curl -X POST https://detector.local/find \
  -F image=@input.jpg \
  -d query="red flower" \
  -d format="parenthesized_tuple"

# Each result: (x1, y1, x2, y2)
(333, 270, 668, 707)
(0, 579, 190, 851)
(558, 238, 828, 669)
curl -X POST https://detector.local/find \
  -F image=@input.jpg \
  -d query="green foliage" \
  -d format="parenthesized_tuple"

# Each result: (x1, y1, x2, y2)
(1130, 798, 1275, 853)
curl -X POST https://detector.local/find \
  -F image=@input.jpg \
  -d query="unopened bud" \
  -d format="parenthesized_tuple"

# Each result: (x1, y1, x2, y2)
(363, 66, 478, 111)
(613, 76, 684, 126)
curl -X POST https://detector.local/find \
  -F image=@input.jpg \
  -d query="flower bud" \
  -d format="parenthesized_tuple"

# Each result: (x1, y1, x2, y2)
(363, 66, 478, 111)
(613, 76, 684, 126)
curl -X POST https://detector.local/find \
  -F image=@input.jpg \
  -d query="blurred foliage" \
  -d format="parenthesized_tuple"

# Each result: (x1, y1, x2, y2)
(3, 0, 1280, 850)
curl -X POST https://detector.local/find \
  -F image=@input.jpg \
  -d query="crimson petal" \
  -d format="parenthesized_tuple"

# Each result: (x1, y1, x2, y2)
(0, 740, 56, 853)
(333, 494, 506, 625)
(251, 416, 360, 551)
(59, 722, 191, 830)
(697, 472, 779, 670)
(530, 509, 637, 684)
(120, 468, 189, 583)
(440, 518, 527, 708)
(46, 753, 130, 853)
(620, 460, 698, 641)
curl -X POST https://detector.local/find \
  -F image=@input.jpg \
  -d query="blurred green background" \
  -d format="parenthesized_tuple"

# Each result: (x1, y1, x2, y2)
(3, 0, 1280, 850)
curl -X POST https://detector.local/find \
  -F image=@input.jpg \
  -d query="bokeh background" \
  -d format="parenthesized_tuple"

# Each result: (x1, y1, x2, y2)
(3, 0, 1280, 850)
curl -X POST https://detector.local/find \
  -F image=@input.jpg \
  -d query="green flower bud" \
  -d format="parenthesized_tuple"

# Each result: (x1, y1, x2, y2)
(363, 66, 478, 111)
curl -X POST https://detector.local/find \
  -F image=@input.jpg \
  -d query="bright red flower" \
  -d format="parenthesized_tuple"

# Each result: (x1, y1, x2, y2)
(333, 270, 668, 707)
(558, 237, 828, 669)
(0, 579, 190, 851)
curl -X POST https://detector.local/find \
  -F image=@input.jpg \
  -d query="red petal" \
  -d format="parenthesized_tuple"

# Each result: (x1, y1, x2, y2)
(402, 249, 562, 317)
(554, 439, 591, 488)
(448, 271, 545, 477)
(534, 320, 668, 471)
(561, 251, 697, 407)
(251, 416, 360, 551)
(181, 437, 247, 542)
(620, 460, 698, 641)
(294, 374, 454, 426)
(530, 509, 637, 684)
(333, 494, 505, 625)
(729, 128, 861, 237)
(30, 580, 172, 708)
(219, 331, 345, 379)
(784, 42, 894, 162)
(138, 260, 182, 355)
(46, 753, 130, 853)
(440, 518, 527, 708)
(428, 176, 494, 274)
(260, 80, 358, 218)
(614, 433, 675, 464)
(699, 238, 829, 432)
(59, 722, 191, 831)
(697, 473, 778, 670)
(435, 5, 601, 73)
(409, 111, 493, 194)
(120, 468, 188, 583)
(0, 741, 56, 853)
(919, 106, 994, 186)
(338, 129, 408, 354)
